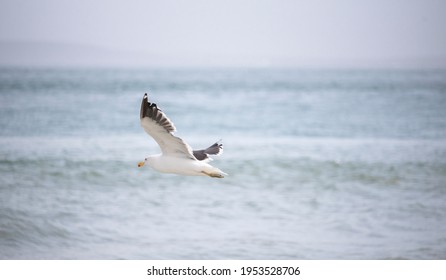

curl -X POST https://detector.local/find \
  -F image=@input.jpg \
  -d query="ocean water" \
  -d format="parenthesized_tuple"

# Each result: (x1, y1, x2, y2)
(1, 68, 446, 259)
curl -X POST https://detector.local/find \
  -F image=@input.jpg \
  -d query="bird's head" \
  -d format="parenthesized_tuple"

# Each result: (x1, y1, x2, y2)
(137, 158, 147, 168)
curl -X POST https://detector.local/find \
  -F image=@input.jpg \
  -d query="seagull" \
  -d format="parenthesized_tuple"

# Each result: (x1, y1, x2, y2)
(137, 93, 227, 178)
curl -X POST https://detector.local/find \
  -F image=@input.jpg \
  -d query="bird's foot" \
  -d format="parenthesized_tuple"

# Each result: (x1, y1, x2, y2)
(201, 171, 224, 178)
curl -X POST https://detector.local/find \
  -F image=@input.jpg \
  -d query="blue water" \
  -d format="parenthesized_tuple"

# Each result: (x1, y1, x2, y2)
(1, 68, 446, 259)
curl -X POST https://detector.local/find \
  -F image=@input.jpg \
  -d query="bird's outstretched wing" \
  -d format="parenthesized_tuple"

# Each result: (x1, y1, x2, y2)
(140, 93, 195, 160)
(193, 141, 223, 161)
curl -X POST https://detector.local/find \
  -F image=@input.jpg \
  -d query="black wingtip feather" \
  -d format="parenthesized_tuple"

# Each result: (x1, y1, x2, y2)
(140, 93, 176, 133)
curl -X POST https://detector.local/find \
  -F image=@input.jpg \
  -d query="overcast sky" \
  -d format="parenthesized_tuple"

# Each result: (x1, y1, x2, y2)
(0, 0, 445, 67)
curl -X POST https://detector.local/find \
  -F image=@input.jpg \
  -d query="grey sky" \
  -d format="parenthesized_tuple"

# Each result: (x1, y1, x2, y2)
(0, 0, 445, 67)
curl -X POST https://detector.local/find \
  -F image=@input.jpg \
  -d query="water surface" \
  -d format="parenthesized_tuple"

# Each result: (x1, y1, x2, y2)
(1, 68, 445, 259)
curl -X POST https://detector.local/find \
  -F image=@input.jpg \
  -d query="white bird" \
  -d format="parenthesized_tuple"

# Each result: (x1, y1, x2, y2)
(137, 93, 227, 178)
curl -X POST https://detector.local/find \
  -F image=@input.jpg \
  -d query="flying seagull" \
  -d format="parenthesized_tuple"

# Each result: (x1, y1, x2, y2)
(137, 93, 227, 178)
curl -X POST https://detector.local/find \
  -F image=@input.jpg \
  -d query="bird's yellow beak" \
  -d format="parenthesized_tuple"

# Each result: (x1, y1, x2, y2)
(138, 161, 145, 168)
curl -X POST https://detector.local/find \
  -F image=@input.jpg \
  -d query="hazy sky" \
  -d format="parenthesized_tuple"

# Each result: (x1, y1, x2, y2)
(1, 0, 445, 67)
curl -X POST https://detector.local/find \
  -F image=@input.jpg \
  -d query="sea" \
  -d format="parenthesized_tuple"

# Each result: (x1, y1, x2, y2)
(0, 67, 445, 259)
